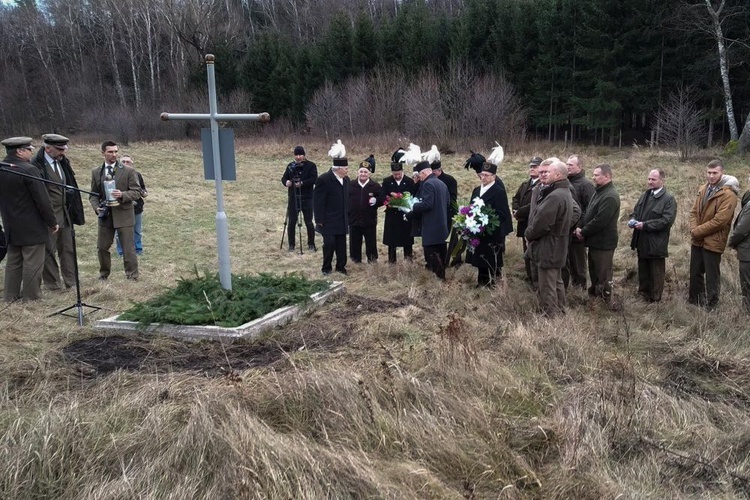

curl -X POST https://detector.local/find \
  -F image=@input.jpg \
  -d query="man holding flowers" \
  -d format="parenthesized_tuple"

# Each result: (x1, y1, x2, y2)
(525, 160, 576, 317)
(380, 162, 416, 263)
(465, 162, 513, 287)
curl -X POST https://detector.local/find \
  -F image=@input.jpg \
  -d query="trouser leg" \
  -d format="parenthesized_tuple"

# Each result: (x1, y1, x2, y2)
(286, 198, 298, 248)
(569, 240, 587, 289)
(388, 246, 397, 263)
(650, 258, 666, 302)
(97, 225, 116, 279)
(349, 226, 364, 262)
(301, 200, 315, 246)
(20, 244, 45, 301)
(321, 234, 335, 273)
(538, 266, 563, 316)
(43, 228, 62, 288)
(134, 212, 143, 254)
(57, 225, 76, 287)
(739, 261, 750, 310)
(334, 234, 347, 271)
(4, 245, 23, 301)
(119, 225, 139, 279)
(688, 245, 706, 304)
(363, 225, 378, 262)
(588, 248, 614, 300)
(703, 248, 722, 307)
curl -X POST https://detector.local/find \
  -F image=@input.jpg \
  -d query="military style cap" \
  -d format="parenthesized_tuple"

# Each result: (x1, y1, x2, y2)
(390, 162, 403, 171)
(42, 134, 70, 150)
(482, 162, 497, 175)
(430, 160, 442, 170)
(2, 137, 34, 150)
(529, 156, 543, 167)
(333, 158, 348, 167)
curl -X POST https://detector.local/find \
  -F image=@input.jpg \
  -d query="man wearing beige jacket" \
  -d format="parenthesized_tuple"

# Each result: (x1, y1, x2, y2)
(688, 159, 738, 308)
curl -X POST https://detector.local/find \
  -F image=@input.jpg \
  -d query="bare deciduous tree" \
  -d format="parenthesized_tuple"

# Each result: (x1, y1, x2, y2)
(656, 85, 706, 160)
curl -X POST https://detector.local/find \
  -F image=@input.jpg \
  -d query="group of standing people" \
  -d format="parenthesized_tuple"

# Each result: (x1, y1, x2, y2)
(0, 136, 147, 302)
(285, 145, 514, 285)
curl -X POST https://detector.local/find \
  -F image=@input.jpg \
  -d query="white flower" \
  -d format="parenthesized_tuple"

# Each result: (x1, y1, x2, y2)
(471, 197, 485, 208)
(465, 217, 481, 234)
(478, 213, 489, 226)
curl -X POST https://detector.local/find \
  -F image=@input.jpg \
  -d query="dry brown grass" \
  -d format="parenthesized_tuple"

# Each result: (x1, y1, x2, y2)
(1, 138, 750, 498)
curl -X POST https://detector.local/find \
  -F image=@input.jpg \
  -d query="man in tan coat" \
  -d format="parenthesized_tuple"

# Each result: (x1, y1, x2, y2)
(89, 141, 141, 281)
(688, 159, 738, 308)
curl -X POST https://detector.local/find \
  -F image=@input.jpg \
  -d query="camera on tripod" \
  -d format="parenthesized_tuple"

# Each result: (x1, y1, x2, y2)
(288, 162, 303, 185)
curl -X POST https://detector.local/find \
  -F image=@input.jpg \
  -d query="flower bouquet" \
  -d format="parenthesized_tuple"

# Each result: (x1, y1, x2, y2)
(383, 191, 420, 213)
(451, 197, 500, 254)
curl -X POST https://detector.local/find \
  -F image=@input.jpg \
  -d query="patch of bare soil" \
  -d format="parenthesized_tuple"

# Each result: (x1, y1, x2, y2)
(64, 293, 412, 378)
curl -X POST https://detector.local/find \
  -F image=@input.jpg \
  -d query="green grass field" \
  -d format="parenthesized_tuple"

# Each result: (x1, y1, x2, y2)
(1, 139, 749, 499)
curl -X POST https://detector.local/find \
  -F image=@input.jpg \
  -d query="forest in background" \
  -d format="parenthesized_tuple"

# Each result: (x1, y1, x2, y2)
(1, 0, 749, 150)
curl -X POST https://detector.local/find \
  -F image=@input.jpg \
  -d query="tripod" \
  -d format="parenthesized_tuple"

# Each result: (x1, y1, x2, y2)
(0, 162, 100, 326)
(280, 182, 305, 255)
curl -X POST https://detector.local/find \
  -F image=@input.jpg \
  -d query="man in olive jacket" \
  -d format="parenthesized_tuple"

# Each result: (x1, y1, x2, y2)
(728, 186, 750, 310)
(512, 156, 542, 282)
(689, 159, 738, 307)
(574, 164, 620, 301)
(629, 168, 676, 302)
(525, 160, 575, 317)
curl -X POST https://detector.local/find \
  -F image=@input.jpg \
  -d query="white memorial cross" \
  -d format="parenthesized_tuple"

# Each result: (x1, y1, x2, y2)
(161, 54, 270, 291)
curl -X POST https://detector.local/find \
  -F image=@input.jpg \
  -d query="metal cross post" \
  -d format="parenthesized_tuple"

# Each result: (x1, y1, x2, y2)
(161, 54, 269, 291)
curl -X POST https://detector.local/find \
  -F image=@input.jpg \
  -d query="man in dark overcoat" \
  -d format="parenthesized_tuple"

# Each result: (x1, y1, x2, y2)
(32, 133, 85, 291)
(89, 141, 142, 281)
(313, 157, 350, 275)
(406, 161, 450, 280)
(467, 162, 513, 287)
(380, 162, 415, 263)
(0, 137, 59, 301)
(512, 156, 542, 282)
(348, 162, 382, 263)
(629, 168, 676, 302)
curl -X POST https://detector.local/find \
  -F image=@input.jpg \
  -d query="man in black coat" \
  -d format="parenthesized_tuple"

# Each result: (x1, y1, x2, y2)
(629, 168, 676, 302)
(432, 161, 461, 265)
(380, 162, 415, 263)
(313, 157, 350, 275)
(512, 156, 542, 282)
(0, 137, 59, 301)
(407, 161, 450, 280)
(348, 162, 382, 263)
(32, 133, 85, 291)
(282, 146, 318, 252)
(467, 162, 513, 287)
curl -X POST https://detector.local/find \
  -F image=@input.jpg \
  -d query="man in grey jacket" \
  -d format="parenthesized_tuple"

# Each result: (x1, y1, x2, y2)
(629, 168, 677, 302)
(525, 160, 575, 317)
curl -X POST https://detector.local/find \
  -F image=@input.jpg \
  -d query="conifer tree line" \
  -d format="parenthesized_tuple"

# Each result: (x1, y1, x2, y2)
(1, 0, 749, 149)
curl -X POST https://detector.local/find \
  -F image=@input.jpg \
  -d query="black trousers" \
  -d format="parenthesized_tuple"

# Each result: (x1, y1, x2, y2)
(563, 240, 587, 289)
(424, 243, 447, 280)
(388, 245, 413, 263)
(349, 225, 378, 262)
(637, 257, 666, 302)
(587, 248, 614, 300)
(287, 195, 315, 248)
(321, 233, 347, 273)
(688, 245, 722, 307)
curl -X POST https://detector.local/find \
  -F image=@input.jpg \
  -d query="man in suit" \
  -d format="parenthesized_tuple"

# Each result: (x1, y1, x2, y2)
(313, 157, 350, 275)
(282, 145, 318, 252)
(467, 162, 513, 287)
(31, 133, 85, 291)
(407, 161, 450, 280)
(89, 140, 142, 281)
(0, 137, 59, 301)
(565, 154, 595, 290)
(381, 162, 415, 263)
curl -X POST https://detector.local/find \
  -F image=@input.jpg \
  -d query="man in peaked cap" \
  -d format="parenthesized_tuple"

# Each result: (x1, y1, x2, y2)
(0, 137, 59, 301)
(512, 156, 542, 283)
(31, 133, 85, 291)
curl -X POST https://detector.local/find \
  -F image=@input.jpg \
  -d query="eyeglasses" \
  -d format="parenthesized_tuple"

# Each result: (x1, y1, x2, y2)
(538, 170, 550, 174)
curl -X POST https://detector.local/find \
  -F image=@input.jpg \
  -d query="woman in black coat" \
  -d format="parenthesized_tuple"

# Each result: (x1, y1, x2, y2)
(466, 163, 513, 287)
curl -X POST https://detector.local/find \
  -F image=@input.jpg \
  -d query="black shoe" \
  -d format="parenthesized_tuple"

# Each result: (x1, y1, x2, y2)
(98, 276, 108, 282)
(336, 268, 348, 275)
(322, 270, 331, 276)
(308, 244, 317, 252)
(288, 245, 296, 252)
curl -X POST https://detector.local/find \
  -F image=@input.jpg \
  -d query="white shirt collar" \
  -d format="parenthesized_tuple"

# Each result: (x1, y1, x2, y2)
(652, 187, 663, 195)
(479, 180, 495, 196)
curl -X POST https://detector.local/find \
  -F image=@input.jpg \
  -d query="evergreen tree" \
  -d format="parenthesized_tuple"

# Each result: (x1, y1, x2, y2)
(319, 11, 354, 83)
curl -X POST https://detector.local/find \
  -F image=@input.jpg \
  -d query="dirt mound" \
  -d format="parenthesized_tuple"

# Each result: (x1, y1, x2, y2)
(65, 293, 411, 378)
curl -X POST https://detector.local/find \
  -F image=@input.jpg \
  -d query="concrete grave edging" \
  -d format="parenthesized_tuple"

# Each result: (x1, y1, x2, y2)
(94, 281, 345, 342)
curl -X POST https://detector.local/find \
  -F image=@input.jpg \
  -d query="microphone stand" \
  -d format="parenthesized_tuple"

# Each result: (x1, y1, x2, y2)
(0, 162, 101, 326)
